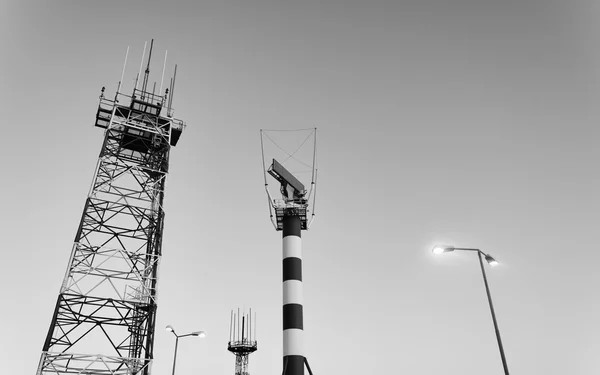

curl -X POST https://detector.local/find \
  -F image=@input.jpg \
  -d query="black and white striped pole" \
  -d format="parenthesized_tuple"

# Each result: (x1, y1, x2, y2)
(282, 215, 304, 375)
(266, 159, 315, 375)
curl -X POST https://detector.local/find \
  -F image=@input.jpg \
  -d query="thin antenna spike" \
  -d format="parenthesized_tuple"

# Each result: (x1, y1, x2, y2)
(242, 316, 245, 342)
(167, 77, 173, 116)
(116, 46, 129, 97)
(169, 64, 177, 110)
(142, 39, 154, 95)
(135, 41, 147, 91)
(159, 50, 168, 95)
(230, 310, 233, 342)
(146, 39, 154, 72)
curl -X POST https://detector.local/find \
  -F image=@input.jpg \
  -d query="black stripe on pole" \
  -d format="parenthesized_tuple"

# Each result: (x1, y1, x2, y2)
(283, 356, 304, 375)
(282, 258, 302, 281)
(282, 304, 304, 330)
(283, 215, 301, 237)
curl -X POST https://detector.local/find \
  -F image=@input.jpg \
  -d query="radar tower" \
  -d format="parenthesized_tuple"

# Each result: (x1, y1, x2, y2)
(260, 129, 317, 375)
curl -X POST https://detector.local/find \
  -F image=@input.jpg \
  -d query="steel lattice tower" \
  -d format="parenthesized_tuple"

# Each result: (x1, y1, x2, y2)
(36, 41, 185, 375)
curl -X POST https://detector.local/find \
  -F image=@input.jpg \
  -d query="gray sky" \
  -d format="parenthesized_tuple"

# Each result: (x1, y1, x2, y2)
(1, 1, 598, 374)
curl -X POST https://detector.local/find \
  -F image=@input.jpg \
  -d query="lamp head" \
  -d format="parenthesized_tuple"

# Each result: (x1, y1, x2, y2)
(192, 331, 207, 338)
(165, 325, 175, 334)
(485, 254, 499, 267)
(432, 245, 455, 255)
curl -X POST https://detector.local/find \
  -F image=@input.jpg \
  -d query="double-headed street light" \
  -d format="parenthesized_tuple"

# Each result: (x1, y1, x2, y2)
(166, 325, 206, 375)
(432, 245, 509, 375)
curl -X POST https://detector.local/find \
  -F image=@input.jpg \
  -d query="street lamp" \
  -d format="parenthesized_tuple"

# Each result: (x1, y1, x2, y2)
(166, 325, 206, 375)
(432, 245, 509, 375)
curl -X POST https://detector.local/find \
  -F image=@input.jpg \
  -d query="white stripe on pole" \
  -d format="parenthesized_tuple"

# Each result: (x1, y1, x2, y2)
(283, 280, 303, 305)
(283, 329, 304, 356)
(283, 236, 302, 259)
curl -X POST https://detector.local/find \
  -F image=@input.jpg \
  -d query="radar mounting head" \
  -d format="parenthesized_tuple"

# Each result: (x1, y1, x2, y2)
(260, 129, 318, 231)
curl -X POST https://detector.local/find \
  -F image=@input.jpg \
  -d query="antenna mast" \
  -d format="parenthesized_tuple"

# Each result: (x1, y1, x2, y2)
(228, 308, 258, 375)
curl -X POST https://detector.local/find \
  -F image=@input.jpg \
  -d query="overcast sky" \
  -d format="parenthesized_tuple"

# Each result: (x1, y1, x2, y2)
(1, 1, 599, 374)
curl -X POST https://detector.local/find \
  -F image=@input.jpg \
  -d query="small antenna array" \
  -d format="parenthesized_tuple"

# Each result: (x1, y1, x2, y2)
(228, 308, 257, 375)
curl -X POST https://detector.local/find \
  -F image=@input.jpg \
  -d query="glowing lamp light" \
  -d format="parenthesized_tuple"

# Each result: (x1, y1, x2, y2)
(485, 254, 499, 267)
(432, 245, 455, 255)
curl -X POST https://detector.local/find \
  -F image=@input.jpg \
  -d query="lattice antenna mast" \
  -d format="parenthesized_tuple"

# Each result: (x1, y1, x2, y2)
(36, 40, 186, 375)
(259, 129, 317, 375)
(228, 308, 258, 375)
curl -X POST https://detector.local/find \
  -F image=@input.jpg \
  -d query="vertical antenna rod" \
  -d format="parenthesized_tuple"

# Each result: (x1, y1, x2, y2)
(160, 50, 168, 95)
(168, 64, 177, 114)
(135, 41, 147, 91)
(230, 310, 234, 342)
(242, 316, 245, 342)
(116, 46, 129, 98)
(142, 39, 154, 97)
(166, 78, 173, 115)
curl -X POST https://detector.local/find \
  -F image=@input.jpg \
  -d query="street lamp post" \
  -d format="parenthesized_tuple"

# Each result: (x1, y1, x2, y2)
(165, 325, 206, 375)
(432, 246, 509, 375)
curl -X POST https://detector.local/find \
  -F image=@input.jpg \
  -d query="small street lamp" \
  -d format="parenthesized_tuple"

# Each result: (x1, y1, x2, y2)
(166, 325, 206, 375)
(432, 245, 509, 375)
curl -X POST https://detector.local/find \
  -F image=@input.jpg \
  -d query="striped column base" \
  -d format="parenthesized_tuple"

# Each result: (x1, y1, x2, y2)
(283, 355, 304, 375)
(282, 215, 304, 375)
